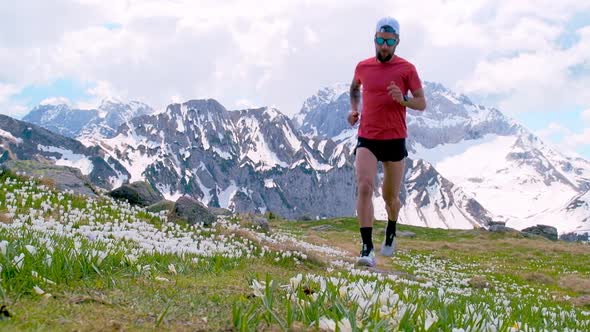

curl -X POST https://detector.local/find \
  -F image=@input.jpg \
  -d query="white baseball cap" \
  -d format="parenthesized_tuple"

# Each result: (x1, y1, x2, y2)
(376, 16, 400, 35)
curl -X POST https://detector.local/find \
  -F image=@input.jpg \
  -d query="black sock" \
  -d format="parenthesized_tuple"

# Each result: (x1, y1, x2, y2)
(385, 219, 397, 246)
(360, 227, 373, 254)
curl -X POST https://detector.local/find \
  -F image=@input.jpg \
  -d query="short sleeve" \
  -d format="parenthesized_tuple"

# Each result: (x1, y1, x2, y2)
(406, 65, 422, 94)
(353, 63, 361, 84)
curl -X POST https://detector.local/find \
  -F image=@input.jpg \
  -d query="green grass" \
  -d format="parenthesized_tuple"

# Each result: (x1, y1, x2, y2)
(1, 169, 590, 331)
(3, 261, 316, 331)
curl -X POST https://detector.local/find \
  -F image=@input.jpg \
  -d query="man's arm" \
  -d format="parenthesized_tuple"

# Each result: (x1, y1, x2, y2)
(347, 78, 361, 126)
(401, 88, 426, 111)
(350, 78, 361, 112)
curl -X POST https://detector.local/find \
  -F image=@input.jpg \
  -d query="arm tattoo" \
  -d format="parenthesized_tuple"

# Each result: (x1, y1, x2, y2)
(350, 80, 360, 109)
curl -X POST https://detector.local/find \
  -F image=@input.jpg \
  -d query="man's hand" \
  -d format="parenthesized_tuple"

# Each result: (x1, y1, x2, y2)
(387, 82, 404, 104)
(347, 110, 360, 126)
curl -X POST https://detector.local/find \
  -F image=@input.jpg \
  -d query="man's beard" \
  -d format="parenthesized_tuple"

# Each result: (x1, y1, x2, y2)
(376, 51, 393, 63)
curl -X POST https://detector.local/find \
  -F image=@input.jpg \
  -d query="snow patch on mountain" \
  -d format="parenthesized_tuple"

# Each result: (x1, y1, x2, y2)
(37, 145, 94, 175)
(0, 129, 22, 144)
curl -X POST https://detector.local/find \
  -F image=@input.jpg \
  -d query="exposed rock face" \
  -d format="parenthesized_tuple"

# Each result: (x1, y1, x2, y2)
(0, 114, 129, 190)
(109, 181, 164, 207)
(14, 81, 590, 233)
(559, 232, 589, 242)
(146, 200, 175, 214)
(172, 196, 216, 226)
(521, 225, 558, 241)
(1, 160, 97, 197)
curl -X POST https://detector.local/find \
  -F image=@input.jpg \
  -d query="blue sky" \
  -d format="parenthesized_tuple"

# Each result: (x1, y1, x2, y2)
(103, 23, 122, 30)
(1, 0, 589, 159)
(13, 79, 93, 109)
(557, 11, 590, 48)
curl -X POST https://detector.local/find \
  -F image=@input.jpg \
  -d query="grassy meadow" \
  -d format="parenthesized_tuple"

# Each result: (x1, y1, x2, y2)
(0, 170, 589, 331)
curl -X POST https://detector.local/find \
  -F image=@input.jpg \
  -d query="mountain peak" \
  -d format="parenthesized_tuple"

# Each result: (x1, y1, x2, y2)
(244, 106, 287, 122)
(166, 99, 227, 116)
(39, 96, 73, 107)
(184, 98, 224, 108)
(31, 103, 71, 112)
(24, 99, 154, 140)
(305, 83, 350, 107)
(322, 82, 350, 97)
(423, 81, 474, 106)
(99, 97, 124, 106)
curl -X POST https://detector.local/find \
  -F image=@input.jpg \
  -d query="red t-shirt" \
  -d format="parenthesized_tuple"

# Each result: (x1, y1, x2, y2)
(353, 56, 422, 139)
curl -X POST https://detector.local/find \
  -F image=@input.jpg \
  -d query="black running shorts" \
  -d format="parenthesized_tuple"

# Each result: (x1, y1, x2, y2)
(354, 137, 408, 162)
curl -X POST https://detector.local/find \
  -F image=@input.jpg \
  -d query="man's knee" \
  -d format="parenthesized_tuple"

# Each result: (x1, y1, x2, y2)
(385, 196, 401, 211)
(357, 178, 374, 196)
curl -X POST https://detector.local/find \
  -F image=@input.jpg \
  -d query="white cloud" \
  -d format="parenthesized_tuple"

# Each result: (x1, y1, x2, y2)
(40, 97, 72, 106)
(0, 100, 29, 119)
(582, 108, 590, 123)
(563, 128, 590, 151)
(535, 122, 571, 141)
(304, 26, 319, 45)
(170, 94, 185, 105)
(0, 83, 20, 103)
(0, 83, 29, 118)
(86, 80, 124, 101)
(70, 80, 125, 111)
(536, 118, 590, 156)
(455, 22, 590, 115)
(0, 0, 589, 122)
(234, 99, 259, 109)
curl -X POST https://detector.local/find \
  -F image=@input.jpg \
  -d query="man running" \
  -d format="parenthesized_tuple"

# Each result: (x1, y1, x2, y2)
(348, 16, 426, 267)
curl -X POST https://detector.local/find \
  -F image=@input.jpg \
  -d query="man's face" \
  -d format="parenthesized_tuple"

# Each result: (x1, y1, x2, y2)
(374, 31, 398, 63)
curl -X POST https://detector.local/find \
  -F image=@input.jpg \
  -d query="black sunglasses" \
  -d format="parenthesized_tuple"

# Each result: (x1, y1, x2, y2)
(374, 37, 397, 46)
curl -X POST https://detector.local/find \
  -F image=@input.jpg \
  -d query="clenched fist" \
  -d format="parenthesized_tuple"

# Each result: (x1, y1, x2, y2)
(387, 82, 404, 104)
(347, 110, 360, 126)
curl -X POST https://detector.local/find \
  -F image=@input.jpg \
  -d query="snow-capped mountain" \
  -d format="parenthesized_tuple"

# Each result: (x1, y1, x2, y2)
(89, 99, 355, 219)
(23, 99, 154, 141)
(16, 81, 590, 233)
(295, 82, 502, 228)
(562, 191, 590, 230)
(22, 104, 96, 138)
(399, 158, 494, 229)
(295, 81, 590, 233)
(0, 114, 129, 189)
(78, 99, 154, 142)
(294, 83, 350, 137)
(416, 132, 590, 228)
(531, 190, 590, 235)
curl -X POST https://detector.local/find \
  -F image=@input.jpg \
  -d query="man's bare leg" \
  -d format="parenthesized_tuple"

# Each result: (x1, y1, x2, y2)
(356, 148, 378, 227)
(382, 159, 405, 220)
(380, 159, 405, 255)
(355, 148, 379, 265)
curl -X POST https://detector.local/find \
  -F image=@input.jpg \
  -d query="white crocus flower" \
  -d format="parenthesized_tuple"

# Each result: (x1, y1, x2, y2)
(126, 254, 138, 264)
(0, 240, 8, 256)
(44, 254, 52, 267)
(13, 253, 25, 270)
(310, 292, 319, 302)
(290, 274, 303, 290)
(337, 317, 353, 332)
(95, 251, 108, 265)
(250, 280, 267, 298)
(339, 286, 348, 298)
(317, 316, 336, 331)
(33, 285, 45, 295)
(168, 264, 177, 275)
(425, 310, 438, 330)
